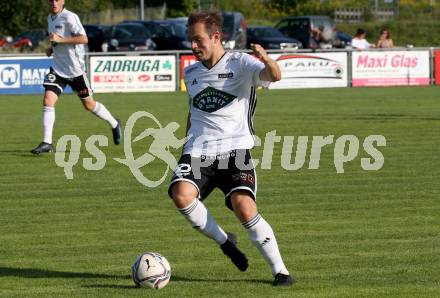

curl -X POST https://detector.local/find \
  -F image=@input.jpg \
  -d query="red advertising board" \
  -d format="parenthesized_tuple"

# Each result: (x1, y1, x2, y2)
(180, 55, 197, 91)
(435, 50, 440, 85)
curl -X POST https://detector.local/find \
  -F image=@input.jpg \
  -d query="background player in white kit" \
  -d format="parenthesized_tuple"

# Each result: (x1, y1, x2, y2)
(168, 11, 294, 286)
(31, 0, 121, 154)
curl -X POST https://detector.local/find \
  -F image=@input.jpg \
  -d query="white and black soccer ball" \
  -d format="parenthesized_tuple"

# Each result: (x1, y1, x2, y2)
(131, 252, 171, 289)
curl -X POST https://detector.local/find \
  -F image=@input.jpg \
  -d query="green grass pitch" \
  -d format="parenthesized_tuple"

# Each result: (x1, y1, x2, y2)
(1, 86, 439, 297)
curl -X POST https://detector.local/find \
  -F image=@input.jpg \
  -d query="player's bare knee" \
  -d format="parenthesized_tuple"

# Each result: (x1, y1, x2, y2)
(82, 98, 95, 111)
(171, 182, 198, 208)
(43, 101, 55, 108)
(43, 94, 57, 107)
(231, 191, 258, 222)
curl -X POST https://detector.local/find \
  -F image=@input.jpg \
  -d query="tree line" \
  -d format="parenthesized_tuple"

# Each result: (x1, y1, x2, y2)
(1, 0, 437, 36)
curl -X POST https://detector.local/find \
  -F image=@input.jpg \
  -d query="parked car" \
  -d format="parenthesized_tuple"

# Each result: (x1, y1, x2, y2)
(12, 29, 47, 50)
(123, 20, 190, 50)
(154, 19, 191, 49)
(275, 16, 336, 49)
(246, 26, 302, 50)
(84, 24, 110, 52)
(334, 31, 352, 48)
(221, 11, 246, 49)
(0, 34, 12, 49)
(106, 23, 156, 52)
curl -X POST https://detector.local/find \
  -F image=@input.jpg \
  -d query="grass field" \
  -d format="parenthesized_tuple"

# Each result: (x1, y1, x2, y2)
(1, 86, 439, 297)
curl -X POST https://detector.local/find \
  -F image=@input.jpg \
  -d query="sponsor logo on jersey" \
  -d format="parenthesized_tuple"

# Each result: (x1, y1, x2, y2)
(232, 173, 254, 184)
(192, 87, 237, 113)
(218, 72, 233, 79)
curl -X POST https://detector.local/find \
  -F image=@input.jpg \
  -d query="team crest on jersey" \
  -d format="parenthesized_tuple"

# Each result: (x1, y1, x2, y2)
(192, 87, 237, 113)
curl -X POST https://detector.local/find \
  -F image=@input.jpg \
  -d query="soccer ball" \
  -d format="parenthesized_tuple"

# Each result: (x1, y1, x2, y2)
(131, 252, 171, 289)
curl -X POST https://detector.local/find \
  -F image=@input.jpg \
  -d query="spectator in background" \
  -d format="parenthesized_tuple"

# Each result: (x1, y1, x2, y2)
(376, 28, 394, 48)
(309, 26, 330, 49)
(351, 28, 374, 50)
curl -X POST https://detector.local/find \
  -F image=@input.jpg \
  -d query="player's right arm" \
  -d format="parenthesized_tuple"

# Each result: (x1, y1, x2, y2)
(49, 12, 88, 45)
(49, 33, 88, 45)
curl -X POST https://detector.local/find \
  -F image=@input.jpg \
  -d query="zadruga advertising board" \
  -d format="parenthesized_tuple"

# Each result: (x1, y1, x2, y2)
(90, 55, 176, 93)
(352, 50, 430, 87)
(268, 52, 348, 89)
(0, 56, 71, 95)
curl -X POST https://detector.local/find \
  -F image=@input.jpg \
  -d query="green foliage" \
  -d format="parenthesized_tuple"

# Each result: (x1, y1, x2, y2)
(1, 0, 440, 47)
(166, 0, 198, 17)
(0, 0, 138, 36)
(0, 0, 48, 35)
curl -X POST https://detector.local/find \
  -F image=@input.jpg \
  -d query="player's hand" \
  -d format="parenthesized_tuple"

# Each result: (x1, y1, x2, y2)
(46, 47, 53, 57)
(250, 43, 269, 62)
(49, 33, 63, 44)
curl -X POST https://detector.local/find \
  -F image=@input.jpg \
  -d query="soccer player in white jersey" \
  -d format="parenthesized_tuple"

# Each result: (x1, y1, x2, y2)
(31, 0, 121, 154)
(168, 11, 293, 287)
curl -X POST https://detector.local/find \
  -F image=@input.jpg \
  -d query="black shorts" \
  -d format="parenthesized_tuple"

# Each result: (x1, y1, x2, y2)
(168, 149, 257, 210)
(43, 68, 93, 99)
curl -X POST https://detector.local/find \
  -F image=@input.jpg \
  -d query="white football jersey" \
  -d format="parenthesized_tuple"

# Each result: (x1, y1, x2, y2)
(183, 52, 269, 156)
(48, 8, 86, 78)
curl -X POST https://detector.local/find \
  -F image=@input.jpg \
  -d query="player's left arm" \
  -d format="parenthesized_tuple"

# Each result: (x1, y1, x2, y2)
(250, 43, 281, 82)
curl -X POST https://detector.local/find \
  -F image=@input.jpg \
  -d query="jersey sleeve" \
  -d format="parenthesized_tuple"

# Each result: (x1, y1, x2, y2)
(241, 53, 270, 88)
(69, 13, 86, 36)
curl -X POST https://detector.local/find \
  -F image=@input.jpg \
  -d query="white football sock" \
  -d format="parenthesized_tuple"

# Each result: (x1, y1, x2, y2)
(179, 199, 228, 245)
(92, 101, 118, 128)
(243, 213, 289, 276)
(42, 106, 55, 144)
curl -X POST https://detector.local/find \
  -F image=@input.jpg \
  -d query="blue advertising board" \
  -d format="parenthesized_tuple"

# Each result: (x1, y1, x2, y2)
(0, 56, 72, 95)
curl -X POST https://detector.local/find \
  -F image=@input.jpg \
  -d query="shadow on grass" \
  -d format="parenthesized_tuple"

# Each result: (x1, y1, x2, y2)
(0, 266, 128, 279)
(82, 284, 137, 289)
(0, 267, 271, 287)
(82, 274, 271, 289)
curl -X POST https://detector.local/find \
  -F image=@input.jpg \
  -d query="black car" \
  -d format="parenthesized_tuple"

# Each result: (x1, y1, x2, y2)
(84, 24, 110, 52)
(107, 23, 156, 52)
(154, 19, 191, 49)
(222, 12, 246, 49)
(246, 26, 302, 50)
(123, 20, 190, 50)
(275, 16, 336, 48)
